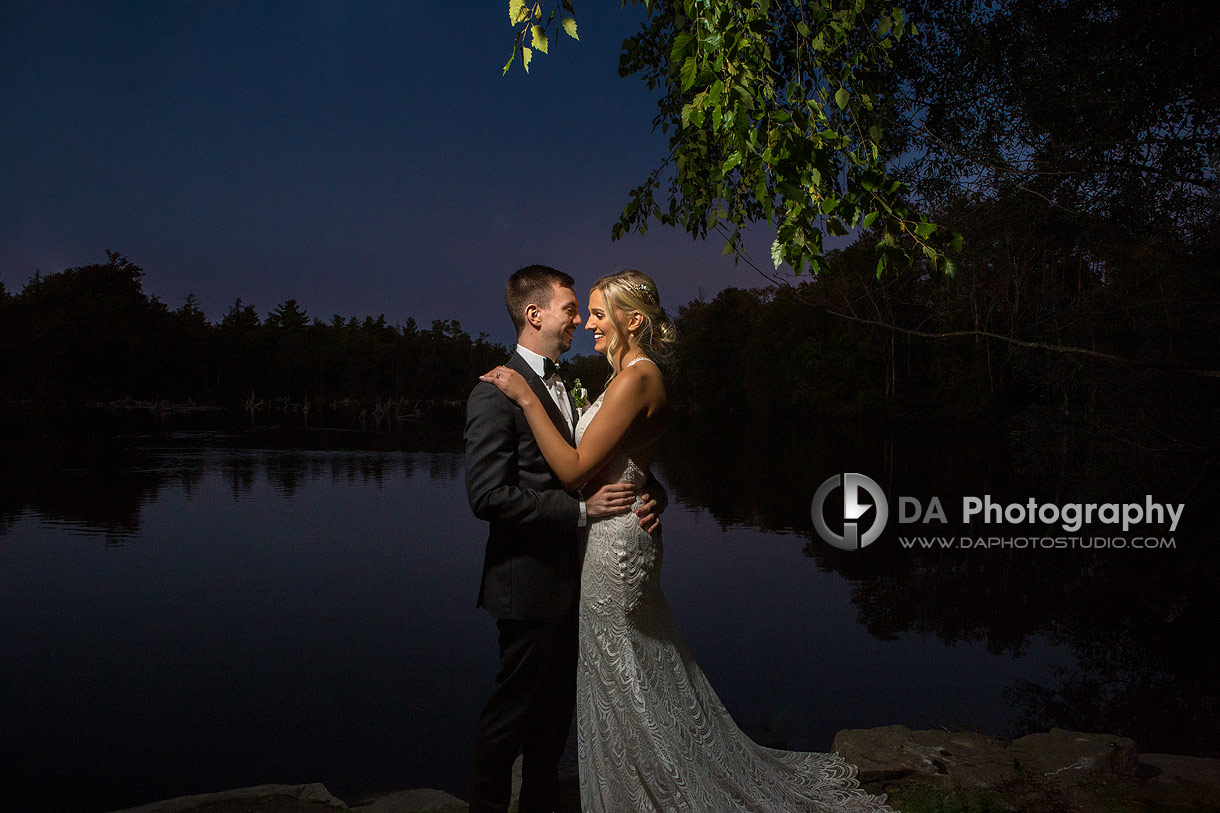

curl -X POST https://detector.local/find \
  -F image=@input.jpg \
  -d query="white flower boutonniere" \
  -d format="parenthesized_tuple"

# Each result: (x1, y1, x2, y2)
(570, 378, 588, 416)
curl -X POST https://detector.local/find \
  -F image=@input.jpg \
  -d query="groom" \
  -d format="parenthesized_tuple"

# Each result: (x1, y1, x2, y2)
(465, 264, 665, 813)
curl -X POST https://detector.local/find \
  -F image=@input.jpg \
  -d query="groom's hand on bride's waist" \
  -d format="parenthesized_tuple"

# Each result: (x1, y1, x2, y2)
(585, 482, 637, 518)
(635, 495, 661, 535)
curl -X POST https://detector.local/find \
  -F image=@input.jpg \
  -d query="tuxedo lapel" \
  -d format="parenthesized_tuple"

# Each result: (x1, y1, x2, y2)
(508, 351, 574, 445)
(566, 388, 578, 431)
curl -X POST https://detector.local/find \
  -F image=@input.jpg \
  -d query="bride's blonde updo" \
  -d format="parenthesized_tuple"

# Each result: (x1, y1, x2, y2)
(591, 269, 678, 372)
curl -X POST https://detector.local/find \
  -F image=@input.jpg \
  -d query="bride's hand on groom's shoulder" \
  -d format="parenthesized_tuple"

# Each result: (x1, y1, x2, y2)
(480, 365, 533, 407)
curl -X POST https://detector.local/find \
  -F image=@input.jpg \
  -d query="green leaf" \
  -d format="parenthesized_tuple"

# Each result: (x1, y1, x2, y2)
(721, 152, 741, 173)
(561, 16, 578, 40)
(835, 88, 849, 110)
(944, 258, 957, 277)
(819, 196, 839, 214)
(771, 236, 784, 269)
(522, 45, 533, 73)
(915, 221, 936, 240)
(531, 25, 548, 54)
(875, 253, 888, 278)
(671, 31, 694, 60)
(862, 211, 879, 229)
(796, 21, 811, 37)
(680, 56, 698, 91)
(509, 0, 528, 24)
(950, 230, 964, 253)
(722, 239, 735, 256)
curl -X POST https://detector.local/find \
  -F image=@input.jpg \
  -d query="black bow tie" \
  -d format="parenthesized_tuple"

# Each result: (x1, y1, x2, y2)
(542, 358, 560, 379)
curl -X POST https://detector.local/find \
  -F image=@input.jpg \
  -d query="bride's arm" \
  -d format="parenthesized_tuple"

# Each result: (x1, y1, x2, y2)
(480, 366, 649, 490)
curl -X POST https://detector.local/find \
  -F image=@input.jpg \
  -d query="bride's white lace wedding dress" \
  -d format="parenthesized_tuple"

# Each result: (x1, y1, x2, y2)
(573, 358, 893, 812)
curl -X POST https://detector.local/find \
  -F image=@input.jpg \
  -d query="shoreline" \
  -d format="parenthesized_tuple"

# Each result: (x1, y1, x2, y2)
(111, 726, 1220, 813)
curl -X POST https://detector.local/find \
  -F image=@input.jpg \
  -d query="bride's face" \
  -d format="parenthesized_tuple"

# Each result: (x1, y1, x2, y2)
(585, 288, 618, 355)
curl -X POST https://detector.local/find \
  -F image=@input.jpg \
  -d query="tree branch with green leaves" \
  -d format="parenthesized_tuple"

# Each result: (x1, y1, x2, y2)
(504, 0, 960, 278)
(504, 0, 581, 74)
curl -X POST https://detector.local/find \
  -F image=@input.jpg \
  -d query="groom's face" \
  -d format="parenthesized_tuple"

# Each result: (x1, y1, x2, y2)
(537, 284, 582, 356)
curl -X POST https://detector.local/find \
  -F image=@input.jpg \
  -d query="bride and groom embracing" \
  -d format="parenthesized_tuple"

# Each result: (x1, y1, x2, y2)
(464, 265, 891, 812)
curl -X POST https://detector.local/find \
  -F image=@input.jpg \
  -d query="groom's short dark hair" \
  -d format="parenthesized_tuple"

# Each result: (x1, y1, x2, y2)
(506, 265, 576, 335)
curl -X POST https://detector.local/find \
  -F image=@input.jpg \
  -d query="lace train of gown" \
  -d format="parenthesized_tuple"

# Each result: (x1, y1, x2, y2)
(574, 363, 893, 812)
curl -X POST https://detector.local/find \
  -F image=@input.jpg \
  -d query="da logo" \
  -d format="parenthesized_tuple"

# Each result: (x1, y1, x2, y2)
(811, 473, 889, 550)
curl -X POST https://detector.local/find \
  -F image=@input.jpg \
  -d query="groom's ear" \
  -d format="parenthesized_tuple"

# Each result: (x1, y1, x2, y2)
(524, 303, 542, 329)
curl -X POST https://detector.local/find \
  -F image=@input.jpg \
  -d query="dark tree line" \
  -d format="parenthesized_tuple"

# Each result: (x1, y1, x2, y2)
(655, 0, 1220, 750)
(0, 251, 509, 410)
(3, 226, 1216, 475)
(672, 223, 1218, 498)
(666, 0, 1219, 497)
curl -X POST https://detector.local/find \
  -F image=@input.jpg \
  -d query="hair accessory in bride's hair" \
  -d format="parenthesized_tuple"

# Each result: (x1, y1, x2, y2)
(633, 282, 657, 302)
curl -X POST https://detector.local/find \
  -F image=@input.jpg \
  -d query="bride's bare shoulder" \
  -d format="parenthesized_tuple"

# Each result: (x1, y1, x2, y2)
(612, 359, 666, 411)
(616, 358, 664, 387)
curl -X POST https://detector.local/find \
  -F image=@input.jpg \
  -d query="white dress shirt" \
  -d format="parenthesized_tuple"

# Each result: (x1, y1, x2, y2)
(515, 345, 585, 526)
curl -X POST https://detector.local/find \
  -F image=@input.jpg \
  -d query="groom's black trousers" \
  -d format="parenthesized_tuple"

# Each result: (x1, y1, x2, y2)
(469, 612, 578, 813)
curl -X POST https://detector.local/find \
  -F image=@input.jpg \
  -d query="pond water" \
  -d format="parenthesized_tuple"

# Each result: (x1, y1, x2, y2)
(1, 413, 1215, 812)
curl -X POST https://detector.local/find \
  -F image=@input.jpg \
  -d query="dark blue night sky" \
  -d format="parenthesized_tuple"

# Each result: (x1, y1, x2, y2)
(1, 1, 778, 348)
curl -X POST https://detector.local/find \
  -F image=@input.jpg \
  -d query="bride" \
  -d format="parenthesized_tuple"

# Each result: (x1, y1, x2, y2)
(481, 270, 892, 812)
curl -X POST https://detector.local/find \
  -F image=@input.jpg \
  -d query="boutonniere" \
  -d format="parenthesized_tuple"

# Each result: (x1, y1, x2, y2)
(570, 378, 588, 411)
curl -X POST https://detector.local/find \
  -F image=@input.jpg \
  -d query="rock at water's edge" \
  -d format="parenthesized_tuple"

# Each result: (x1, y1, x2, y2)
(111, 782, 347, 812)
(1009, 727, 1138, 785)
(834, 725, 1019, 789)
(1139, 753, 1220, 785)
(350, 788, 466, 812)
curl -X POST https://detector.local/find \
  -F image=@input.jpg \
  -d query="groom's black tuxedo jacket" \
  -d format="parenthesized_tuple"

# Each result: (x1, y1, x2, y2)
(465, 351, 582, 620)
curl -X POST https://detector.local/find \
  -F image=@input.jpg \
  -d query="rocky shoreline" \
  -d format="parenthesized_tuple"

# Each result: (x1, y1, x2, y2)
(837, 726, 1220, 812)
(112, 727, 1220, 813)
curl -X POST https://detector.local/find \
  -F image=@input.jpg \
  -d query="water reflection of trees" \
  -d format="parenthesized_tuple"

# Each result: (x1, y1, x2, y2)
(657, 416, 1220, 756)
(0, 415, 463, 536)
(6, 408, 1216, 756)
(0, 424, 149, 540)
